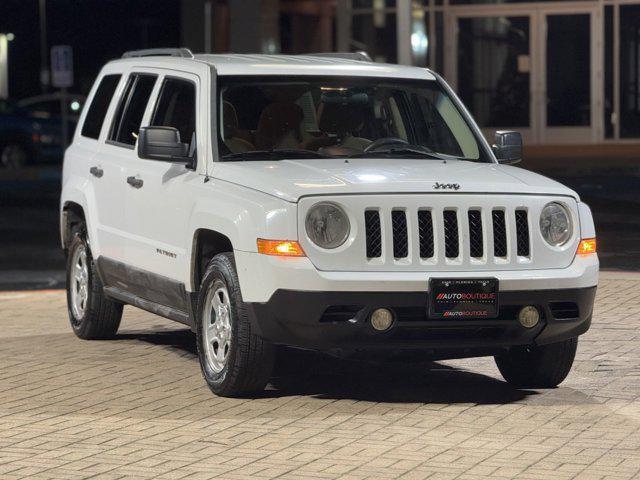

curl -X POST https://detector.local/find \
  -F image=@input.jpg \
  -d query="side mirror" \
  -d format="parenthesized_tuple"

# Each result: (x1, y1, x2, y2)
(492, 130, 523, 164)
(138, 126, 192, 165)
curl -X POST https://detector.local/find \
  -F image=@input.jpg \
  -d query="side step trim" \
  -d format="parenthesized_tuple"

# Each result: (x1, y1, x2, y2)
(104, 286, 192, 327)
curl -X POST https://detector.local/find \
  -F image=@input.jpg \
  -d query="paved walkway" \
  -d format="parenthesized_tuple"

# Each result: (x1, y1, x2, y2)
(0, 272, 639, 480)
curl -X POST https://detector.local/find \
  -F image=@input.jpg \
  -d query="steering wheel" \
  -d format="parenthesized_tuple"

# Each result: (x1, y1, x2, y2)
(364, 137, 409, 152)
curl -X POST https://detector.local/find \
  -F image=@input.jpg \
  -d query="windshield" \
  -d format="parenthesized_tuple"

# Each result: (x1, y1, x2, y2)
(218, 76, 489, 162)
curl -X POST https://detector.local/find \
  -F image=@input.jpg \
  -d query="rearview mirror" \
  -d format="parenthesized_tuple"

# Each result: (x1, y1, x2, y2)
(492, 130, 522, 164)
(138, 126, 192, 165)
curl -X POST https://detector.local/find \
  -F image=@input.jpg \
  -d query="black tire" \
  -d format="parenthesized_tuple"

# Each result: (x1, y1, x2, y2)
(1, 142, 29, 169)
(66, 234, 123, 339)
(495, 337, 578, 388)
(196, 252, 275, 397)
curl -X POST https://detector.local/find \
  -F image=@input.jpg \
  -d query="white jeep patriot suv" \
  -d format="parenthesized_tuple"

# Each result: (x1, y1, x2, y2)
(61, 49, 598, 397)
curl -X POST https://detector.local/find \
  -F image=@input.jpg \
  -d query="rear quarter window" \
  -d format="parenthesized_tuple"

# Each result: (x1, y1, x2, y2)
(81, 74, 121, 139)
(109, 74, 157, 146)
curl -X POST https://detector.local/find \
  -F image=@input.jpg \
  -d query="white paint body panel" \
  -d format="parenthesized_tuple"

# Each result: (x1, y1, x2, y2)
(61, 53, 598, 307)
(212, 158, 578, 203)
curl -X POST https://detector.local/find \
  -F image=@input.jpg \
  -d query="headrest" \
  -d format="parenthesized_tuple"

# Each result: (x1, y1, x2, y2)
(318, 102, 365, 135)
(255, 102, 304, 149)
(223, 101, 239, 138)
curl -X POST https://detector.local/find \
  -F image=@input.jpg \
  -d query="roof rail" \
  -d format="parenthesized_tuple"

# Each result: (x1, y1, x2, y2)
(122, 48, 194, 59)
(304, 51, 372, 62)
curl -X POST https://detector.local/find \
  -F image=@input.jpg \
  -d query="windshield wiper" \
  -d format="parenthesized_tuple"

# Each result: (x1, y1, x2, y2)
(222, 149, 331, 161)
(348, 146, 446, 160)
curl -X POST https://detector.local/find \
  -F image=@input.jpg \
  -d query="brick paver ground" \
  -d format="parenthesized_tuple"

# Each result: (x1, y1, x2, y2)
(0, 271, 639, 480)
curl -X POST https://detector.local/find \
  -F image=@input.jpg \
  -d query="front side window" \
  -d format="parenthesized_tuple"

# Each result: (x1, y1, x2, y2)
(82, 74, 121, 139)
(218, 76, 487, 162)
(109, 74, 157, 146)
(151, 78, 196, 145)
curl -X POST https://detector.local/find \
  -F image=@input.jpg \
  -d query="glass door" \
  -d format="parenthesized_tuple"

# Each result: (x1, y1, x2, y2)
(450, 14, 534, 144)
(448, 5, 602, 145)
(540, 8, 601, 144)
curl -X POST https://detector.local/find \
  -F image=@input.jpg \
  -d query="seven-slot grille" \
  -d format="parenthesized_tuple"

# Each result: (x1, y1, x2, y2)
(365, 208, 531, 262)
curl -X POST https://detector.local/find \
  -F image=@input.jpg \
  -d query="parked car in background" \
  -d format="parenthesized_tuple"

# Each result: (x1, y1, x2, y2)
(0, 93, 85, 169)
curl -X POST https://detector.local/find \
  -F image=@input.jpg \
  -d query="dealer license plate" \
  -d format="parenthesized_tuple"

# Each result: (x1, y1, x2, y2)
(429, 278, 499, 319)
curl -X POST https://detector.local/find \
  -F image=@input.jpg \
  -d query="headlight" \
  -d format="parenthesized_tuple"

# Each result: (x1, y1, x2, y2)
(305, 202, 350, 249)
(539, 202, 572, 246)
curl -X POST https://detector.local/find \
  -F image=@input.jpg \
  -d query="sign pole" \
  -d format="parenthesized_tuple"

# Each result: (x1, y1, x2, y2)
(50, 45, 73, 149)
(60, 87, 68, 148)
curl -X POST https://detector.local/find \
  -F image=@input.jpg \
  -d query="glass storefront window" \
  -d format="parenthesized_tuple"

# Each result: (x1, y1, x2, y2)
(352, 13, 398, 63)
(352, 0, 396, 9)
(457, 16, 530, 128)
(546, 14, 591, 127)
(409, 2, 444, 71)
(450, 0, 595, 4)
(620, 4, 640, 138)
(605, 6, 614, 138)
(410, 6, 429, 67)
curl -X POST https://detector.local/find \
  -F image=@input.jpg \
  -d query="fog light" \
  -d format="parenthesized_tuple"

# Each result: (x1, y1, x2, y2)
(518, 306, 540, 328)
(370, 308, 394, 331)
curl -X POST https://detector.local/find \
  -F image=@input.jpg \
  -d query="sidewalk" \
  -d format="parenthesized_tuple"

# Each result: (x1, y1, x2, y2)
(0, 271, 639, 479)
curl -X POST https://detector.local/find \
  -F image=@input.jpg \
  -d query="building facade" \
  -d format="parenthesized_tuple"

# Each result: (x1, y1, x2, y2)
(338, 0, 640, 146)
(182, 0, 640, 146)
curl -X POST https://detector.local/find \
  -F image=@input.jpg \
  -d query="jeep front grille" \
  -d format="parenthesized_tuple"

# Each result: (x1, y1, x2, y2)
(391, 210, 409, 258)
(515, 210, 530, 257)
(364, 210, 382, 258)
(492, 210, 508, 257)
(443, 210, 459, 258)
(298, 194, 577, 272)
(364, 206, 532, 263)
(468, 209, 483, 258)
(417, 210, 434, 258)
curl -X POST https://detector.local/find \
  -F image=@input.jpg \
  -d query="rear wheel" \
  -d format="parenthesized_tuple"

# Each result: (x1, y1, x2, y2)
(196, 252, 275, 397)
(495, 337, 578, 388)
(1, 143, 29, 169)
(66, 234, 123, 339)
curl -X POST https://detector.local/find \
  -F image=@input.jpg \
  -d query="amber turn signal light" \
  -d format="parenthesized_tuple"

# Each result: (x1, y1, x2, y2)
(577, 238, 597, 255)
(257, 239, 305, 257)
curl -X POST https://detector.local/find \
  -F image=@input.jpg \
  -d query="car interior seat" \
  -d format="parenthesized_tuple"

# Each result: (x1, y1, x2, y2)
(222, 101, 255, 153)
(254, 102, 304, 150)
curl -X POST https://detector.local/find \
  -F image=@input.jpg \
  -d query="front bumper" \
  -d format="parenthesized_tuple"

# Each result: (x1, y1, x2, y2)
(234, 251, 599, 303)
(246, 286, 596, 356)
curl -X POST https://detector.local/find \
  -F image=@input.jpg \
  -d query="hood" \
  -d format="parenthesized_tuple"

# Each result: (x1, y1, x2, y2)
(211, 158, 578, 203)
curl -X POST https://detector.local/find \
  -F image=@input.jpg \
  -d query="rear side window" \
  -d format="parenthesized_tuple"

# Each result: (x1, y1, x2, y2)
(81, 74, 121, 139)
(109, 74, 157, 146)
(151, 78, 196, 144)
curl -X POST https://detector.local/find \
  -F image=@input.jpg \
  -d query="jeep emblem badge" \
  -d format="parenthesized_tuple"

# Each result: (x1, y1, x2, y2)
(433, 182, 461, 190)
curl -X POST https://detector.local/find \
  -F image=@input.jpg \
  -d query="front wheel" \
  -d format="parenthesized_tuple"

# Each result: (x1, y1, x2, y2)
(495, 337, 578, 388)
(196, 252, 275, 397)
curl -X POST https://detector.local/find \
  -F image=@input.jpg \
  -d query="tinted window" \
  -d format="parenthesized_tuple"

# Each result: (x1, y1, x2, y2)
(151, 78, 196, 144)
(81, 74, 121, 139)
(110, 74, 156, 146)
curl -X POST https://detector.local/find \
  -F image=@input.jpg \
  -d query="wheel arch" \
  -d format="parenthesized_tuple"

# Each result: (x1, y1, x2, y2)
(191, 228, 234, 291)
(62, 201, 87, 251)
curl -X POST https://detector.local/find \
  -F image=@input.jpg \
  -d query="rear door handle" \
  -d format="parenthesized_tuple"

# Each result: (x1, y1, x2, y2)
(89, 166, 103, 178)
(126, 176, 144, 189)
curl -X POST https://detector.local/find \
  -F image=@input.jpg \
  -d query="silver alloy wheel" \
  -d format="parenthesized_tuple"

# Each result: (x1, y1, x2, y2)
(70, 244, 89, 320)
(203, 280, 233, 373)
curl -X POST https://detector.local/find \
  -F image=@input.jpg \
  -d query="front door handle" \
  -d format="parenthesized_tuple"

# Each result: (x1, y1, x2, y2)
(126, 176, 143, 189)
(89, 166, 103, 178)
